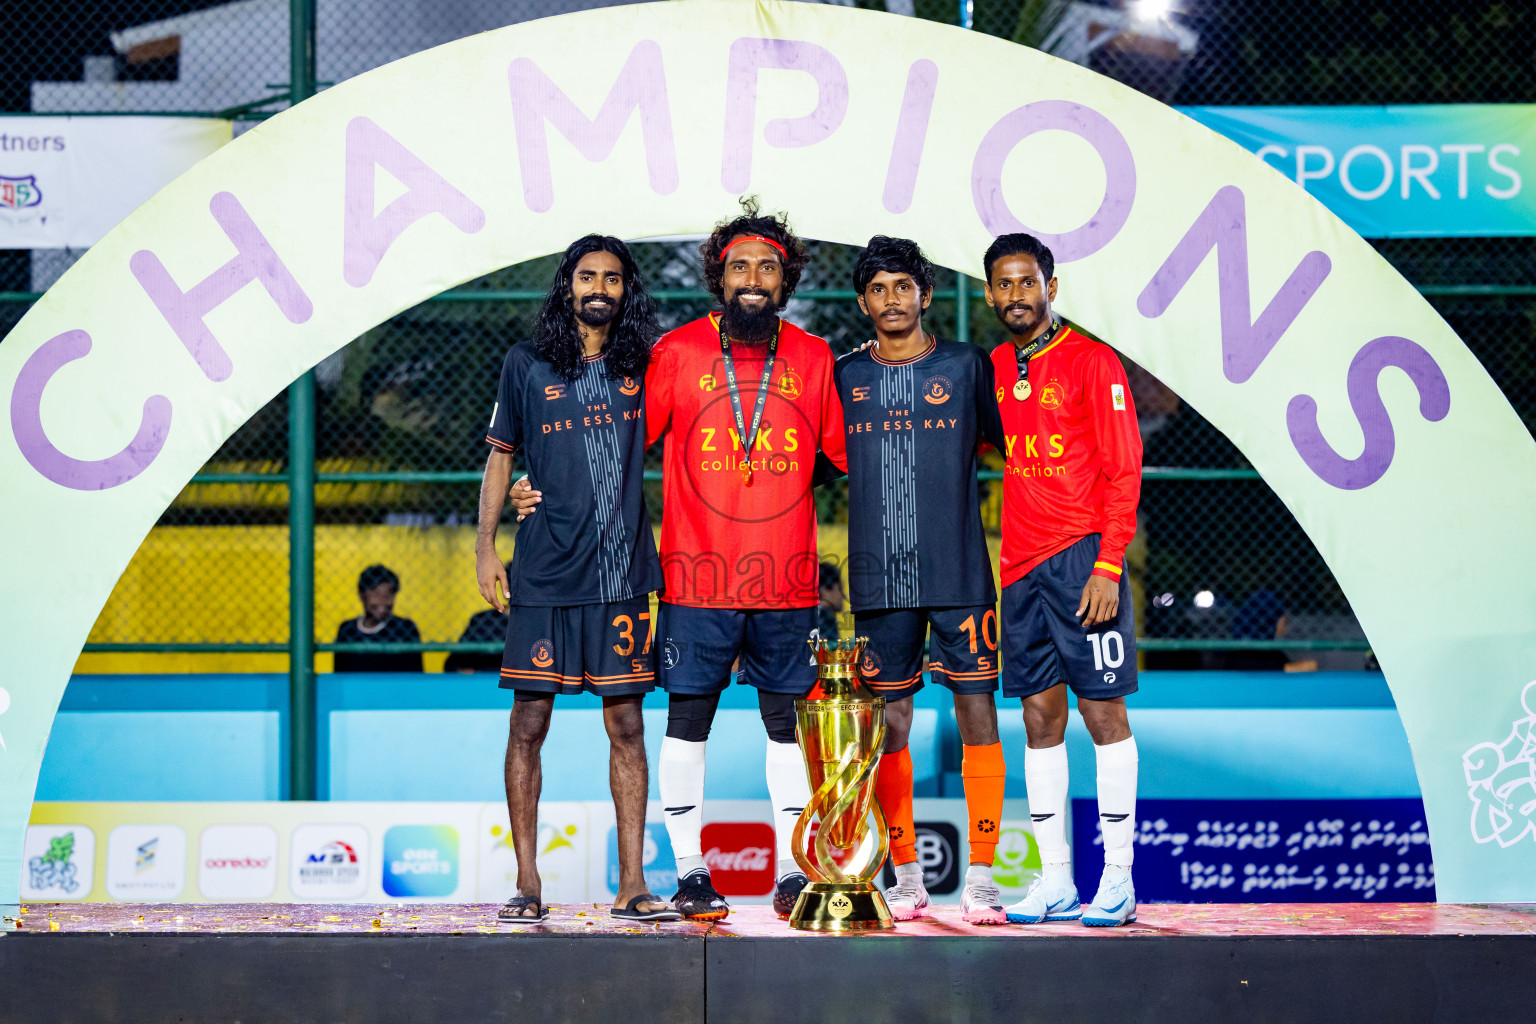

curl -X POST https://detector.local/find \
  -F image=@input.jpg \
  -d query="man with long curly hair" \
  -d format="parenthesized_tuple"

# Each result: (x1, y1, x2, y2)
(515, 199, 848, 921)
(475, 234, 678, 925)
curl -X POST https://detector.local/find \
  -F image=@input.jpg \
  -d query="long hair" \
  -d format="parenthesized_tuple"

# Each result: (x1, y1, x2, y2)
(700, 195, 810, 308)
(533, 234, 658, 383)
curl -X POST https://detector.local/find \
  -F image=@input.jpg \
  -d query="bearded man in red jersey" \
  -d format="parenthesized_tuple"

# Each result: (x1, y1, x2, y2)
(985, 233, 1142, 927)
(512, 198, 847, 921)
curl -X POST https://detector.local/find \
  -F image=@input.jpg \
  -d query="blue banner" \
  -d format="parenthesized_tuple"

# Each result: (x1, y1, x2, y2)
(1178, 106, 1535, 238)
(1072, 798, 1437, 902)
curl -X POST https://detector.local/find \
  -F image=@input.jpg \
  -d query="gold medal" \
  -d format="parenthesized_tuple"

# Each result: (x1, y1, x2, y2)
(1013, 379, 1032, 401)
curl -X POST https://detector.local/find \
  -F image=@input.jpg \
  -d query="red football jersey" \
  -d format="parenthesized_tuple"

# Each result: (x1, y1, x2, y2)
(989, 326, 1142, 588)
(646, 314, 847, 608)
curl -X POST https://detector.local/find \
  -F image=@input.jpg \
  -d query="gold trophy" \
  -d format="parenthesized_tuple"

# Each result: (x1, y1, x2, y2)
(788, 636, 895, 932)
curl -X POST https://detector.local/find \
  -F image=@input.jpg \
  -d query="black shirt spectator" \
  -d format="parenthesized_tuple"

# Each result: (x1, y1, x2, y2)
(334, 564, 424, 673)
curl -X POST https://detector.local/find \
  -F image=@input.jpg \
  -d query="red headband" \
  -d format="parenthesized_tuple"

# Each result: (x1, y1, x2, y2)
(721, 234, 788, 261)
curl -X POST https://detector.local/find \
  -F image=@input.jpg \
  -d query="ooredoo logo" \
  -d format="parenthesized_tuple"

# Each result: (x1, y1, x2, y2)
(199, 824, 278, 900)
(701, 822, 775, 896)
(383, 825, 459, 898)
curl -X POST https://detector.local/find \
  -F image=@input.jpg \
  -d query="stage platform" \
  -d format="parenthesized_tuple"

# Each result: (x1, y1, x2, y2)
(4, 902, 1534, 1023)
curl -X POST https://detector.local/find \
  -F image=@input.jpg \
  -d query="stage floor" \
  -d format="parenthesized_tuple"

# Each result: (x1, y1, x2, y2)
(6, 902, 1535, 1023)
(9, 899, 1536, 937)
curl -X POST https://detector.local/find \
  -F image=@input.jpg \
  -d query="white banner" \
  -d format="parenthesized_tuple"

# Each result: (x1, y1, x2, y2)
(0, 117, 230, 249)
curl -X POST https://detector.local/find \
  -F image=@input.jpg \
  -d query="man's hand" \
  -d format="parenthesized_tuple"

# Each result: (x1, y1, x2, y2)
(477, 547, 509, 612)
(1076, 574, 1119, 628)
(509, 476, 542, 521)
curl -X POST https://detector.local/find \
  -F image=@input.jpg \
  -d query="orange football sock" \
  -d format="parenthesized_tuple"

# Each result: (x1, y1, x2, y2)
(963, 742, 1007, 865)
(875, 747, 917, 866)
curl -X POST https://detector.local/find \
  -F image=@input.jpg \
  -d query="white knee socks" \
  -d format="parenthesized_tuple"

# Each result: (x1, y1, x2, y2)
(1095, 736, 1139, 869)
(765, 739, 811, 879)
(659, 736, 707, 877)
(1024, 741, 1071, 881)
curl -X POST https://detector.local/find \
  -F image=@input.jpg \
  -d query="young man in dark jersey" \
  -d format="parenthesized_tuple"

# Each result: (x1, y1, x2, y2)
(834, 236, 1009, 924)
(476, 235, 679, 925)
(511, 199, 847, 921)
(984, 233, 1142, 927)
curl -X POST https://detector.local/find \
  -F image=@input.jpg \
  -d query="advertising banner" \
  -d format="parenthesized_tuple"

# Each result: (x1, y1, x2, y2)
(1180, 105, 1534, 238)
(1072, 798, 1436, 902)
(0, 117, 231, 249)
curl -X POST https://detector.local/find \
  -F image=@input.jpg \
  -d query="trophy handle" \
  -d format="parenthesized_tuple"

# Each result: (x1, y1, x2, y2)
(794, 716, 890, 883)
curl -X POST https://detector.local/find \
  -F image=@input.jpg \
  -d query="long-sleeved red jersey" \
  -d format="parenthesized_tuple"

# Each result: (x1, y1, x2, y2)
(646, 314, 846, 608)
(989, 326, 1142, 588)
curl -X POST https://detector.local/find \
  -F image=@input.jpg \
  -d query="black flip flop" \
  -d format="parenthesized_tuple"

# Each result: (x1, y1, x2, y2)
(498, 894, 549, 924)
(611, 893, 683, 921)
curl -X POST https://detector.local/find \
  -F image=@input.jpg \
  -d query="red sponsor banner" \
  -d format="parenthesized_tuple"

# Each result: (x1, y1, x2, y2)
(701, 822, 775, 896)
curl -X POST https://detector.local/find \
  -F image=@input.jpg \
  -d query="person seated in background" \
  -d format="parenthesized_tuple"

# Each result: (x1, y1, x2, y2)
(817, 561, 844, 642)
(445, 562, 513, 673)
(334, 564, 423, 673)
(1221, 590, 1318, 673)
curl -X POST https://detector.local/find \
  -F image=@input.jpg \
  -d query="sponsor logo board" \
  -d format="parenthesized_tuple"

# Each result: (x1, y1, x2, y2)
(199, 824, 278, 899)
(701, 822, 775, 896)
(290, 824, 369, 900)
(22, 824, 94, 900)
(383, 825, 459, 898)
(106, 824, 185, 901)
(478, 804, 587, 903)
(608, 822, 676, 897)
(881, 821, 960, 895)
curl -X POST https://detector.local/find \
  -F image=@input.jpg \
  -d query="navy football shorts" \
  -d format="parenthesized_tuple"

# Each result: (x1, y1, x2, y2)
(853, 605, 1000, 702)
(656, 602, 819, 696)
(1000, 534, 1138, 701)
(499, 596, 656, 697)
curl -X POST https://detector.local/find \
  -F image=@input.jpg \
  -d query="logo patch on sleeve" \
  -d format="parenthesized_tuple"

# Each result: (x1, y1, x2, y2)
(1111, 384, 1126, 411)
(488, 402, 498, 429)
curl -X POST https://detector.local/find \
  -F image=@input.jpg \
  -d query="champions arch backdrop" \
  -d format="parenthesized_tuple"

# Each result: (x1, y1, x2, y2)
(2, 1, 1534, 909)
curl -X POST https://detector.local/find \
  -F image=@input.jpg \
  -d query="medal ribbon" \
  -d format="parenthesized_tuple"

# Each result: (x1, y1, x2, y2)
(1013, 316, 1063, 390)
(718, 315, 780, 484)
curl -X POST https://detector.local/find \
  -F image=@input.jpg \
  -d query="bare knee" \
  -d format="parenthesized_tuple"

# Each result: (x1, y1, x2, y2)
(509, 699, 552, 749)
(603, 699, 646, 751)
(884, 697, 914, 752)
(1021, 688, 1068, 748)
(1078, 697, 1131, 745)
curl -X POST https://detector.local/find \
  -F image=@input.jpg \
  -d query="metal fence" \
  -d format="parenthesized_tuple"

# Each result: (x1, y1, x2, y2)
(4, 0, 1534, 682)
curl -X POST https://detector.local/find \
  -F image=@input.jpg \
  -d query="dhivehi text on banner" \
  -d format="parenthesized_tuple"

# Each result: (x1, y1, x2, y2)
(0, 117, 232, 248)
(1180, 105, 1533, 238)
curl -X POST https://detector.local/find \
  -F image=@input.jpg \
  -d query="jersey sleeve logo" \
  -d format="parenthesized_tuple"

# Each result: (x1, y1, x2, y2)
(1111, 383, 1126, 411)
(1039, 382, 1064, 409)
(922, 375, 952, 405)
(778, 367, 803, 398)
(488, 401, 499, 429)
(996, 386, 1005, 404)
(619, 377, 640, 396)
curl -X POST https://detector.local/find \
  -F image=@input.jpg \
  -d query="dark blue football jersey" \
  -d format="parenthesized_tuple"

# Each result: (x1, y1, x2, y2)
(486, 345, 662, 606)
(833, 337, 1005, 611)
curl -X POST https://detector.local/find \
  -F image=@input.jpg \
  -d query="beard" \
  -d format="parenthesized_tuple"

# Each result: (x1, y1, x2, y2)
(721, 289, 779, 342)
(997, 301, 1043, 336)
(574, 293, 618, 327)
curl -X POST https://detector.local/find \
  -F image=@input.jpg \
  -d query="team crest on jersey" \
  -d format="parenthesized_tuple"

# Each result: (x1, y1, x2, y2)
(619, 377, 640, 396)
(860, 649, 882, 677)
(1039, 382, 1064, 409)
(1111, 383, 1126, 411)
(778, 368, 803, 398)
(529, 639, 555, 668)
(662, 640, 682, 669)
(922, 375, 952, 405)
(698, 373, 717, 391)
(996, 386, 1005, 404)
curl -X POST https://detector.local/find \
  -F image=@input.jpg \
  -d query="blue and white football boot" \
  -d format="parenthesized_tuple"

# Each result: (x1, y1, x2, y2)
(1080, 867, 1137, 926)
(1004, 873, 1082, 923)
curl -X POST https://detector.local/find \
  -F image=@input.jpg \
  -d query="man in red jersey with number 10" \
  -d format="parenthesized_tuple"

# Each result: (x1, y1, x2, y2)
(985, 233, 1143, 927)
(512, 199, 847, 922)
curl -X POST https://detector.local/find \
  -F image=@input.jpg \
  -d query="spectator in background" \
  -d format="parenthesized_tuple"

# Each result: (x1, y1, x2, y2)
(818, 561, 844, 642)
(445, 562, 513, 673)
(334, 564, 423, 672)
(1222, 590, 1317, 673)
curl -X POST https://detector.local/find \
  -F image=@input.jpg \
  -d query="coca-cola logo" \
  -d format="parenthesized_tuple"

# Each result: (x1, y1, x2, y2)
(700, 822, 775, 896)
(204, 857, 270, 870)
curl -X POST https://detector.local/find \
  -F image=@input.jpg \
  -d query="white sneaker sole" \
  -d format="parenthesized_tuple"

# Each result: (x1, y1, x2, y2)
(962, 904, 1008, 925)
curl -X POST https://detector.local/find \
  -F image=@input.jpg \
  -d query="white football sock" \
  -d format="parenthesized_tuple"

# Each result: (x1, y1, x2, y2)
(965, 863, 995, 887)
(660, 736, 707, 869)
(765, 739, 811, 875)
(1024, 741, 1071, 879)
(895, 860, 923, 885)
(1095, 736, 1139, 869)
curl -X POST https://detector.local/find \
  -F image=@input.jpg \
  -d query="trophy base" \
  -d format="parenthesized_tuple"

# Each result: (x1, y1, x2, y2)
(788, 881, 895, 932)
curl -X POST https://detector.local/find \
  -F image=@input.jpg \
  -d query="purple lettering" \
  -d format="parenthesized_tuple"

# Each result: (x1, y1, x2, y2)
(882, 59, 938, 214)
(343, 116, 485, 288)
(1286, 336, 1450, 491)
(971, 100, 1135, 262)
(10, 330, 171, 491)
(128, 192, 313, 383)
(1137, 185, 1332, 384)
(508, 39, 678, 213)
(722, 38, 849, 193)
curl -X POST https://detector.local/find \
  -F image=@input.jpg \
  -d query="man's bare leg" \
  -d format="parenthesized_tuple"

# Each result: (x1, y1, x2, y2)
(505, 696, 552, 916)
(604, 696, 669, 913)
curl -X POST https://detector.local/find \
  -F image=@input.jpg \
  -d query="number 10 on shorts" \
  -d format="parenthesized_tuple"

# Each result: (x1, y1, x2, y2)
(1086, 631, 1125, 671)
